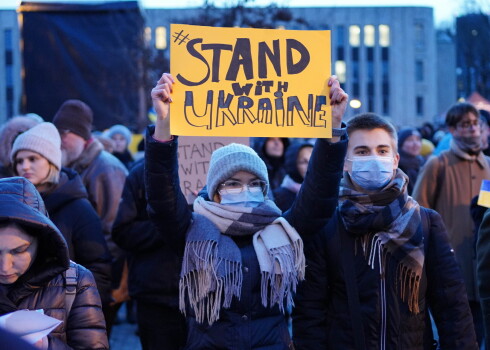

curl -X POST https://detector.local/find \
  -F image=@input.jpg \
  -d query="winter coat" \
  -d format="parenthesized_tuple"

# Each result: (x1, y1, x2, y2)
(113, 149, 134, 170)
(112, 159, 182, 308)
(397, 150, 425, 195)
(252, 138, 290, 191)
(413, 140, 490, 301)
(273, 142, 313, 212)
(0, 177, 108, 350)
(293, 208, 477, 350)
(145, 127, 347, 350)
(41, 168, 112, 305)
(477, 208, 490, 350)
(69, 138, 128, 263)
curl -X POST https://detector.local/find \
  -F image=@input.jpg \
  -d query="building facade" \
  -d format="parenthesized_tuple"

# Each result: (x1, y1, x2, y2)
(0, 10, 22, 126)
(1, 6, 446, 129)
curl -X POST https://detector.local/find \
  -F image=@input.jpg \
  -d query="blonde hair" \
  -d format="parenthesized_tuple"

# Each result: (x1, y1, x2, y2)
(13, 156, 60, 186)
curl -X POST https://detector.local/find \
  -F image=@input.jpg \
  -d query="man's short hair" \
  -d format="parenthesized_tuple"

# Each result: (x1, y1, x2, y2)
(346, 113, 398, 152)
(445, 102, 479, 128)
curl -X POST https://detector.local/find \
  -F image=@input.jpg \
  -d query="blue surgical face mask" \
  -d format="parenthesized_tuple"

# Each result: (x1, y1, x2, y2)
(220, 190, 265, 207)
(348, 156, 394, 190)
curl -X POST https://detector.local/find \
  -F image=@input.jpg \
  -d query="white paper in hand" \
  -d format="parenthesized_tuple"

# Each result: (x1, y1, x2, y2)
(0, 309, 62, 344)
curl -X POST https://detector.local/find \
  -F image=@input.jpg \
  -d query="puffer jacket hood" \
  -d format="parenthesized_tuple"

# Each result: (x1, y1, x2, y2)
(284, 142, 314, 184)
(0, 177, 70, 275)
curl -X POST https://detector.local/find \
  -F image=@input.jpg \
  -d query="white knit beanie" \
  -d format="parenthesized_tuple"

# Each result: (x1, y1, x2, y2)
(206, 143, 269, 199)
(10, 122, 62, 170)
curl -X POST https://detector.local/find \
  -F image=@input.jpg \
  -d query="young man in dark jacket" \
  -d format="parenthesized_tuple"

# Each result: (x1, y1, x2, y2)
(292, 113, 478, 350)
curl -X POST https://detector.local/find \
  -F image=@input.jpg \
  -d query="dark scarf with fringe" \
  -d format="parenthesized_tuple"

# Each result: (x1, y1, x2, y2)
(339, 169, 424, 314)
(180, 196, 305, 325)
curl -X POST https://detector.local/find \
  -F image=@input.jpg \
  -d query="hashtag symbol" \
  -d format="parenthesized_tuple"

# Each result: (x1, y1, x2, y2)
(173, 30, 190, 45)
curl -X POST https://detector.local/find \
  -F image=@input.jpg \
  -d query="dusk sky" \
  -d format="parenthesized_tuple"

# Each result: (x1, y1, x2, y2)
(0, 0, 486, 25)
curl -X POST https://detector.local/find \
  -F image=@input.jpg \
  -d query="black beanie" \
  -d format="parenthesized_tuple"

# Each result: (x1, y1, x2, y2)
(52, 99, 93, 140)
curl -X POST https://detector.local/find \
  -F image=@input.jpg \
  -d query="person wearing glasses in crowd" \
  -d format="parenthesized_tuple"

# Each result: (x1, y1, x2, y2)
(144, 73, 348, 349)
(413, 102, 490, 346)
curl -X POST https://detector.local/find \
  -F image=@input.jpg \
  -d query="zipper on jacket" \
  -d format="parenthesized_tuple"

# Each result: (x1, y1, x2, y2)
(373, 236, 387, 350)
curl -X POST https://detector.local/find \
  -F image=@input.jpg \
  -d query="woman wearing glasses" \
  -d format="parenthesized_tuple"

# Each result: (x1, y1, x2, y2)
(145, 73, 348, 349)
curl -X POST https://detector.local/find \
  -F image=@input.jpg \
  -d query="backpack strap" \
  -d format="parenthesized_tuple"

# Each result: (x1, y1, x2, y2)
(64, 261, 78, 317)
(432, 154, 445, 208)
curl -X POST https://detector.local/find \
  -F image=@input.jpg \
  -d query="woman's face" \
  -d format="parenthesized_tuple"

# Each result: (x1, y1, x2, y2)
(401, 134, 422, 157)
(297, 146, 313, 180)
(15, 150, 51, 186)
(112, 133, 128, 153)
(265, 138, 284, 158)
(0, 224, 38, 285)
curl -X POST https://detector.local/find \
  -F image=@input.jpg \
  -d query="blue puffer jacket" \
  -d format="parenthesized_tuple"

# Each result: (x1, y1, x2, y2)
(145, 127, 347, 349)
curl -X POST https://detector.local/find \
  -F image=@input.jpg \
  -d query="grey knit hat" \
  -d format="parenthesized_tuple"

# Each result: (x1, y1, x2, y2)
(10, 122, 62, 170)
(206, 143, 268, 199)
(106, 124, 132, 145)
(52, 99, 93, 140)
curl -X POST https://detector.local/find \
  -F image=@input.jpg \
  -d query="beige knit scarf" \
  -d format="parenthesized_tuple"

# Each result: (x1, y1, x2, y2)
(179, 196, 305, 325)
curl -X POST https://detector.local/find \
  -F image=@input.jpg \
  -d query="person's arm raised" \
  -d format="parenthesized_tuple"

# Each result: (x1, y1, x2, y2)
(151, 73, 174, 141)
(284, 76, 348, 239)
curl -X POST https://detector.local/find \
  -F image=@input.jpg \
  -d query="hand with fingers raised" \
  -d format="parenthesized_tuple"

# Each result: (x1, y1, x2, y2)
(151, 73, 175, 141)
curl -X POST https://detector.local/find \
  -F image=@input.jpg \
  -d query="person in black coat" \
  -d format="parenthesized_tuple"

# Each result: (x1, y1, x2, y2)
(10, 122, 113, 309)
(292, 113, 477, 350)
(397, 128, 425, 195)
(145, 73, 348, 349)
(273, 142, 313, 212)
(112, 158, 186, 350)
(252, 137, 290, 191)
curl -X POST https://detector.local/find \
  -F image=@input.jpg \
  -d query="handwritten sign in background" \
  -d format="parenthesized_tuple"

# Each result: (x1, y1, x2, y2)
(171, 24, 332, 138)
(178, 136, 250, 203)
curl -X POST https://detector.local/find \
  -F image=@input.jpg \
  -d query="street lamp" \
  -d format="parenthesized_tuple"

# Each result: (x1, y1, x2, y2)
(350, 99, 362, 109)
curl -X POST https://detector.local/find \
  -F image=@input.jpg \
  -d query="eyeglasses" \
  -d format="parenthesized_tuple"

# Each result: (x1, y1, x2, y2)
(218, 179, 267, 195)
(457, 119, 482, 130)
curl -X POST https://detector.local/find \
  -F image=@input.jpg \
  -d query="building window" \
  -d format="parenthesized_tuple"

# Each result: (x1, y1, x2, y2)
(335, 60, 346, 83)
(414, 23, 425, 49)
(155, 26, 167, 50)
(416, 60, 424, 82)
(416, 96, 424, 116)
(349, 25, 360, 47)
(379, 25, 390, 47)
(4, 29, 14, 118)
(144, 27, 152, 44)
(364, 25, 375, 47)
(336, 25, 345, 44)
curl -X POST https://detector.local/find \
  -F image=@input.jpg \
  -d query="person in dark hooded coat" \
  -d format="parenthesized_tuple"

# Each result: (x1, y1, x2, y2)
(253, 137, 290, 191)
(0, 176, 108, 349)
(273, 142, 313, 212)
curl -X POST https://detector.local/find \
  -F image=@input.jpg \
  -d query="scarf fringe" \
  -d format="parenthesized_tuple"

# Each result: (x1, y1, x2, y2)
(179, 240, 243, 325)
(360, 233, 421, 315)
(259, 243, 305, 313)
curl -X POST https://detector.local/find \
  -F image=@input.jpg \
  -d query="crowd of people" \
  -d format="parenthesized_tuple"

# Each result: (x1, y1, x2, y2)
(0, 72, 489, 350)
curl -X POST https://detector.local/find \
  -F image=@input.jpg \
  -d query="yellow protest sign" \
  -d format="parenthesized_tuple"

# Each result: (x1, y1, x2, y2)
(170, 24, 332, 138)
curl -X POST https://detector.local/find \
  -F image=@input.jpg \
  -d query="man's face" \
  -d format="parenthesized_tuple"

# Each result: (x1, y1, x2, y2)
(449, 112, 481, 138)
(59, 131, 86, 167)
(344, 128, 400, 173)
